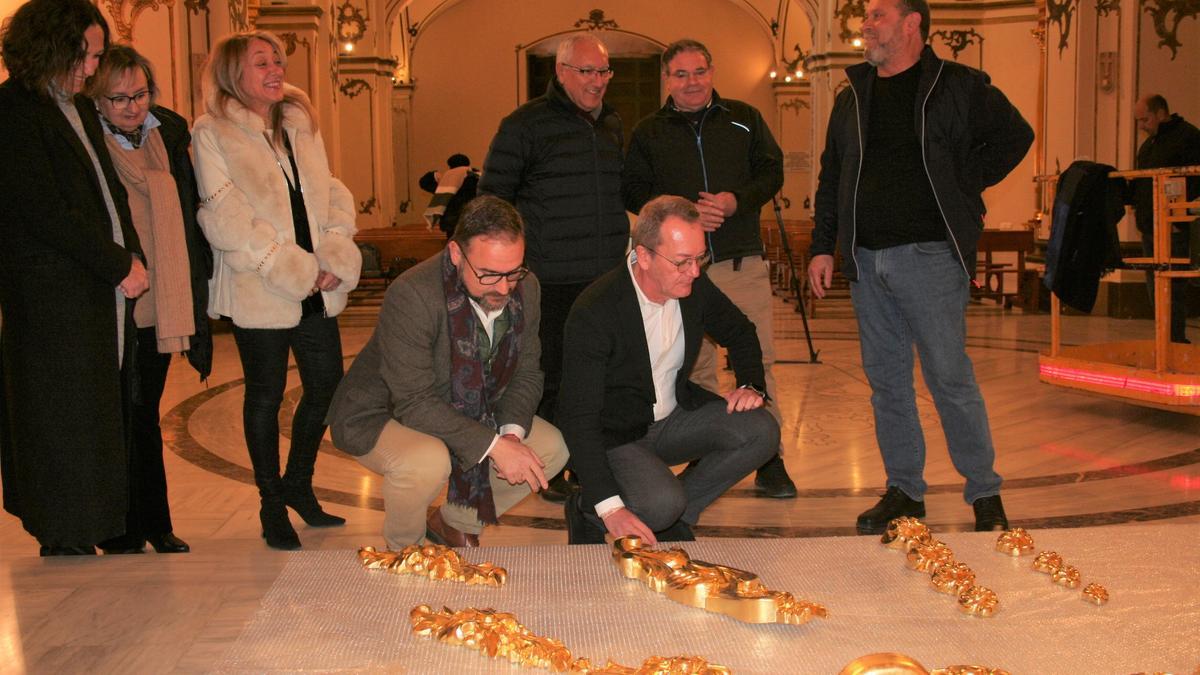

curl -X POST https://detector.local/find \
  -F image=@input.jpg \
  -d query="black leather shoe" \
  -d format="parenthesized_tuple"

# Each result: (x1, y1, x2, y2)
(261, 501, 301, 550)
(564, 492, 606, 545)
(147, 532, 191, 553)
(540, 470, 579, 504)
(972, 495, 1009, 532)
(99, 534, 146, 554)
(856, 486, 926, 535)
(39, 545, 97, 556)
(655, 520, 696, 543)
(754, 455, 797, 499)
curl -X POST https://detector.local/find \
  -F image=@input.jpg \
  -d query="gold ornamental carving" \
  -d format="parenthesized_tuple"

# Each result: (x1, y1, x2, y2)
(358, 544, 507, 586)
(103, 0, 175, 42)
(839, 652, 1010, 675)
(410, 605, 730, 674)
(611, 536, 828, 625)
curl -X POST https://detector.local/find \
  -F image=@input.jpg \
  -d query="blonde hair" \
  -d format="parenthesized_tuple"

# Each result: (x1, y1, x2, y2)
(203, 30, 316, 148)
(85, 43, 158, 107)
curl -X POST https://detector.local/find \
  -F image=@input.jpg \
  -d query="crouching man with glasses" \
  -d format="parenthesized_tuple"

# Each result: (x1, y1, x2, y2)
(557, 196, 780, 545)
(327, 195, 568, 549)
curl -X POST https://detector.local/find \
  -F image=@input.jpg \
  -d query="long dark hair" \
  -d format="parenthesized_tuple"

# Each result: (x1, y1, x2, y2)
(0, 0, 110, 96)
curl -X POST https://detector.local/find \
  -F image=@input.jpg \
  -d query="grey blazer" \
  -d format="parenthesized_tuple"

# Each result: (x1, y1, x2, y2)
(326, 250, 543, 466)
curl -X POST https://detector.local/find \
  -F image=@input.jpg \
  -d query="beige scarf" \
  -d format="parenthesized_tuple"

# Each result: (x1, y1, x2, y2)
(105, 127, 195, 354)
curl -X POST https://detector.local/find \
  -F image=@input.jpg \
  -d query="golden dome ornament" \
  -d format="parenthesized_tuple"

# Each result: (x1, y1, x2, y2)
(994, 528, 1035, 556)
(1032, 550, 1063, 573)
(881, 517, 932, 551)
(931, 562, 977, 595)
(957, 585, 1000, 617)
(1081, 583, 1109, 605)
(1050, 564, 1082, 588)
(906, 539, 956, 573)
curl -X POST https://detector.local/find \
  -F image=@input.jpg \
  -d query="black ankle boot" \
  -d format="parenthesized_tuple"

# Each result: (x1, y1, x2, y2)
(282, 482, 346, 527)
(260, 500, 301, 550)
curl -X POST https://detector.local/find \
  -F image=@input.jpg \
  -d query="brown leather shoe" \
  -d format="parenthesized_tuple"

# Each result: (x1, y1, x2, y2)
(425, 508, 480, 547)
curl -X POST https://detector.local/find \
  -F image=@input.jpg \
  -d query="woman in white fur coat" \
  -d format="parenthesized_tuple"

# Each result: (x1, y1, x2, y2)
(193, 31, 360, 550)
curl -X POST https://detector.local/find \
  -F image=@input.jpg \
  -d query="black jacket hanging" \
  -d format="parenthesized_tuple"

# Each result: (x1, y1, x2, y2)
(1043, 160, 1126, 313)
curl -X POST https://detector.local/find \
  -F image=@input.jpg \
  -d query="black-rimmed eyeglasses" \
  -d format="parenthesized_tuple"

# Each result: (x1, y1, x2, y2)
(643, 247, 711, 272)
(561, 63, 615, 79)
(104, 90, 151, 111)
(461, 254, 529, 286)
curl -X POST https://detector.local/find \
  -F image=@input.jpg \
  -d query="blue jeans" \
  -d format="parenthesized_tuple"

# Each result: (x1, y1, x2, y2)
(850, 242, 1002, 504)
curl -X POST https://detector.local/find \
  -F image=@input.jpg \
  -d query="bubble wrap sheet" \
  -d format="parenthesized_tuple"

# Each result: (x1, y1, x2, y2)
(217, 523, 1199, 673)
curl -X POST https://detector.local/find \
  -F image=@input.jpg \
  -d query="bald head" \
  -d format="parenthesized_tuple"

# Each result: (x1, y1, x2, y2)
(1135, 94, 1170, 136)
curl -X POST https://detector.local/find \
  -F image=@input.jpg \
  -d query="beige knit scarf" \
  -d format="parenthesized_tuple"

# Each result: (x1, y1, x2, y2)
(105, 127, 195, 353)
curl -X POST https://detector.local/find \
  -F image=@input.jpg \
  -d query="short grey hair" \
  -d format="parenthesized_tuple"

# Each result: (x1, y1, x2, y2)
(556, 32, 608, 65)
(633, 195, 700, 249)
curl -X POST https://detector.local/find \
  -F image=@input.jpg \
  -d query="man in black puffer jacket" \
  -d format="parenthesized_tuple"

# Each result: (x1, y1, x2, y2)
(809, 0, 1033, 535)
(481, 32, 629, 498)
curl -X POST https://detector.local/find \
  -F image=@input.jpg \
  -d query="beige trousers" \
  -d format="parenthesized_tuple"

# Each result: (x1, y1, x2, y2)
(690, 257, 780, 426)
(355, 415, 568, 550)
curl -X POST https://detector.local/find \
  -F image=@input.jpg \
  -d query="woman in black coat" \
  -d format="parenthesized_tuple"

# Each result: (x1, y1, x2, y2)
(83, 44, 214, 554)
(0, 0, 148, 555)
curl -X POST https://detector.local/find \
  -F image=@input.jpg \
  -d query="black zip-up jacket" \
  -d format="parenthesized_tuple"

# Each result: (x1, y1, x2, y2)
(812, 47, 1034, 279)
(623, 91, 783, 263)
(1132, 113, 1200, 234)
(479, 79, 628, 285)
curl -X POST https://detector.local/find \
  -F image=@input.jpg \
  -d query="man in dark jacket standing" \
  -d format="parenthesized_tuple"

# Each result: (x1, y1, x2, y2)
(480, 33, 629, 499)
(1132, 94, 1200, 344)
(622, 39, 796, 498)
(809, 0, 1033, 534)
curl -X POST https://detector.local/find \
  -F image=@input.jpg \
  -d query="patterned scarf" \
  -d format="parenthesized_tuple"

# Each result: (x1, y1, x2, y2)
(442, 251, 524, 524)
(102, 115, 145, 148)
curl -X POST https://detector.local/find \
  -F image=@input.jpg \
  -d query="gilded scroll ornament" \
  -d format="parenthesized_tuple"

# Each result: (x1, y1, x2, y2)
(1032, 550, 1063, 573)
(1081, 583, 1109, 605)
(930, 562, 976, 596)
(881, 516, 931, 551)
(994, 528, 1035, 556)
(358, 544, 507, 586)
(906, 540, 955, 573)
(957, 585, 1000, 617)
(838, 652, 1010, 674)
(611, 536, 828, 625)
(1050, 564, 1081, 588)
(409, 605, 730, 674)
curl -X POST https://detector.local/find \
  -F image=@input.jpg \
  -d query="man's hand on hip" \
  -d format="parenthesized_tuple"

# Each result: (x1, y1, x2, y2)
(601, 507, 657, 545)
(489, 434, 548, 492)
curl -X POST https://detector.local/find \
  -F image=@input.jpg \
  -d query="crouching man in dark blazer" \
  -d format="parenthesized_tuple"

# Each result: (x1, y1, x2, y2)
(557, 195, 780, 544)
(327, 195, 569, 549)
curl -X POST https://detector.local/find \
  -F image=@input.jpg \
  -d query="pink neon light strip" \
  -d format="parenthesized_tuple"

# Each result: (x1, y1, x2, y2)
(1040, 364, 1200, 399)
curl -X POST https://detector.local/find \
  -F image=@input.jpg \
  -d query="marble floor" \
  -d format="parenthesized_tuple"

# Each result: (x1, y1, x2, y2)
(1, 293, 1198, 673)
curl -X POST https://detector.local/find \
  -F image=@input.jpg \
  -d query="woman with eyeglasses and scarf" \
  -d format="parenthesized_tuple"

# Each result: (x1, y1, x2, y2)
(82, 44, 214, 555)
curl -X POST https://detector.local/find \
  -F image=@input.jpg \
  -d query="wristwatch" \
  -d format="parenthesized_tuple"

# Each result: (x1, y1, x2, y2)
(739, 383, 767, 399)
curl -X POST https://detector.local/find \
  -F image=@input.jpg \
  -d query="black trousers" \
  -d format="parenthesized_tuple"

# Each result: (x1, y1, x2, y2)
(118, 326, 175, 539)
(537, 281, 592, 422)
(1140, 227, 1193, 342)
(232, 313, 344, 500)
